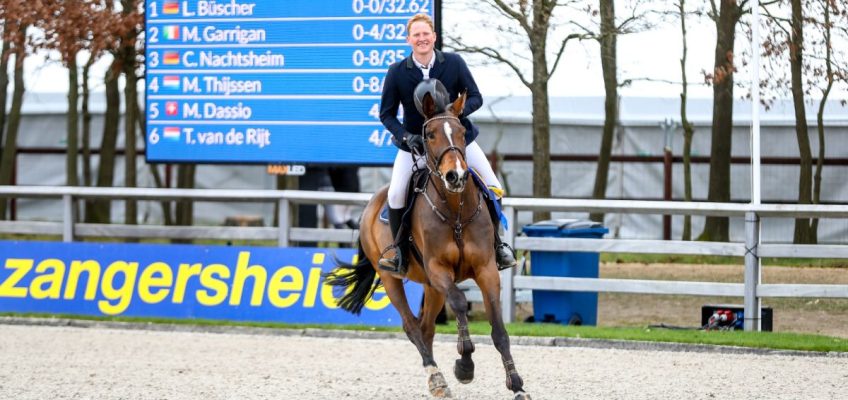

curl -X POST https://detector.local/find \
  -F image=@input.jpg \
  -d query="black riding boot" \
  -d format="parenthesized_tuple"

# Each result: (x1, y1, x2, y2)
(487, 197, 518, 270)
(378, 207, 408, 276)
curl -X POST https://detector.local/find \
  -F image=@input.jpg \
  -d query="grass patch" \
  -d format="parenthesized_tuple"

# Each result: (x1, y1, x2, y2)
(451, 323, 848, 353)
(4, 312, 846, 353)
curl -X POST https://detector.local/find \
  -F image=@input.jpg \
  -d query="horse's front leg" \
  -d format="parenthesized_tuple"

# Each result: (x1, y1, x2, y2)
(381, 275, 452, 398)
(431, 274, 476, 385)
(475, 269, 531, 400)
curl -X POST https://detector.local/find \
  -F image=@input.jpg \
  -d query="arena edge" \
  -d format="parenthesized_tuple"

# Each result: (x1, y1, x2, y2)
(0, 251, 390, 316)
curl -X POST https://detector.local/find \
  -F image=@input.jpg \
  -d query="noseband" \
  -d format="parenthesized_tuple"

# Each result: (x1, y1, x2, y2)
(420, 115, 466, 179)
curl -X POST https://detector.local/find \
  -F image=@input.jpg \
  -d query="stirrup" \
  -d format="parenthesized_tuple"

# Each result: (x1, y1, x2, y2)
(496, 243, 518, 271)
(378, 246, 407, 276)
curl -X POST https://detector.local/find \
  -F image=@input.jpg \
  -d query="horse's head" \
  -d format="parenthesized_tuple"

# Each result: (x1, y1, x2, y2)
(419, 86, 468, 194)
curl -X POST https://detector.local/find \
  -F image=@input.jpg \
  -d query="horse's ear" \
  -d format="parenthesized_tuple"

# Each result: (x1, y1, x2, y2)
(451, 90, 466, 117)
(422, 92, 437, 118)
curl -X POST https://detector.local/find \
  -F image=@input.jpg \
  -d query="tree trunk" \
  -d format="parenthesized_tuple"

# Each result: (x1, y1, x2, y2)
(66, 57, 80, 187)
(174, 164, 196, 243)
(590, 0, 618, 224)
(529, 1, 551, 222)
(0, 39, 10, 159)
(123, 50, 138, 225)
(82, 56, 94, 188)
(86, 65, 121, 223)
(530, 82, 551, 222)
(0, 41, 26, 219)
(135, 101, 174, 226)
(789, 0, 813, 244)
(699, 0, 740, 242)
(679, 0, 694, 241)
(811, 1, 834, 244)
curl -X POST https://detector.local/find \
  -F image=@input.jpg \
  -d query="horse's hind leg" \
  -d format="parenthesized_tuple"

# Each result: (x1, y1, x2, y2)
(381, 276, 452, 398)
(475, 269, 531, 400)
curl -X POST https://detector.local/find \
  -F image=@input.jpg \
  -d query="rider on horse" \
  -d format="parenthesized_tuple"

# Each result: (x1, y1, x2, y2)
(377, 13, 517, 276)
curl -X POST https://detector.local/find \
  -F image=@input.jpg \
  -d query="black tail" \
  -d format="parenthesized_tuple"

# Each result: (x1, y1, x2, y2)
(323, 241, 381, 315)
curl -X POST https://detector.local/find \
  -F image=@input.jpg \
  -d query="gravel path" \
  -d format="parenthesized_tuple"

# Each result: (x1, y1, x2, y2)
(0, 323, 846, 400)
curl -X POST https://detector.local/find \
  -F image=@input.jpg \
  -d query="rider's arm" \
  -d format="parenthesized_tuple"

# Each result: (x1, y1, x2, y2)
(456, 55, 483, 118)
(379, 66, 408, 144)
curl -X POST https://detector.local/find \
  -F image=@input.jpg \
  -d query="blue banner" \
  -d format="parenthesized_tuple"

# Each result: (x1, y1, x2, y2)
(0, 241, 422, 326)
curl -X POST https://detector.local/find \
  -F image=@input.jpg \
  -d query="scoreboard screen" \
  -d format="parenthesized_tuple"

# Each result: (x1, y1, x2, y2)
(144, 0, 437, 164)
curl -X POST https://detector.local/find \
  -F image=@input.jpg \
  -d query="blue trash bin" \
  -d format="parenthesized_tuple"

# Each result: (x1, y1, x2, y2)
(522, 219, 608, 326)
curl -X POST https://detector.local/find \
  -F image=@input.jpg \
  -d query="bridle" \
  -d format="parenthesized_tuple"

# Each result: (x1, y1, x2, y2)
(413, 113, 483, 267)
(419, 114, 466, 181)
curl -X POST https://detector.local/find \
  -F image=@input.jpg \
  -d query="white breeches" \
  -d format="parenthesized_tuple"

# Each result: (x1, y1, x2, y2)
(387, 141, 502, 209)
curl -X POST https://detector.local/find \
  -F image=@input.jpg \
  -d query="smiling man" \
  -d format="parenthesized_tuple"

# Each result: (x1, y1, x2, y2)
(377, 13, 517, 276)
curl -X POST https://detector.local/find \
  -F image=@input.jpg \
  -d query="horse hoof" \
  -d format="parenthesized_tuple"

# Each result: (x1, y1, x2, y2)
(513, 392, 532, 400)
(453, 359, 474, 384)
(428, 371, 452, 398)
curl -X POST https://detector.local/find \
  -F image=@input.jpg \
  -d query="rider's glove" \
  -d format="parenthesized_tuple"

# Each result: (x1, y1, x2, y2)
(404, 133, 425, 155)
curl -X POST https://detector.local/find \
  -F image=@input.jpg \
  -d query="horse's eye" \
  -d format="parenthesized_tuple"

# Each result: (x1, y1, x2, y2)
(426, 131, 435, 140)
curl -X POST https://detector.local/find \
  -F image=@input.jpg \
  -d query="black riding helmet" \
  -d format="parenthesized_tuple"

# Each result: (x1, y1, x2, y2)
(413, 78, 450, 117)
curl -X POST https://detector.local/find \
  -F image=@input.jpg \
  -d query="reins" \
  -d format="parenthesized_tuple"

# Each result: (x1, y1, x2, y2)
(412, 113, 483, 269)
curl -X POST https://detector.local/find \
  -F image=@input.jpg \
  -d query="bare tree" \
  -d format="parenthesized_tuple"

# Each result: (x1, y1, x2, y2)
(446, 0, 590, 221)
(0, 0, 40, 219)
(81, 1, 115, 189)
(759, 0, 848, 244)
(121, 0, 143, 226)
(36, 0, 99, 188)
(676, 0, 702, 241)
(809, 0, 847, 242)
(85, 1, 142, 223)
(698, 0, 747, 242)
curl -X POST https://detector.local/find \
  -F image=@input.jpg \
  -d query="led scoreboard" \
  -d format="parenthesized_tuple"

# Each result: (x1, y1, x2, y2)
(145, 0, 438, 164)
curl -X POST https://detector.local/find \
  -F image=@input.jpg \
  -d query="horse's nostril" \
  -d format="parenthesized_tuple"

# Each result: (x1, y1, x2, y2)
(446, 170, 458, 185)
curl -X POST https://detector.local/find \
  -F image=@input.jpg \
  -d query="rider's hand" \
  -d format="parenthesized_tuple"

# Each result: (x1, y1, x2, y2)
(405, 134, 425, 155)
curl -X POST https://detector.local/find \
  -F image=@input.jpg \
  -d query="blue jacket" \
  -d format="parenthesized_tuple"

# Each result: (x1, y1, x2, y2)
(379, 50, 483, 152)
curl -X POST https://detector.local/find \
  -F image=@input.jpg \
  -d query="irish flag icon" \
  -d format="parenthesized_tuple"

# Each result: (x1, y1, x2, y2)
(163, 127, 181, 141)
(163, 25, 179, 40)
(163, 51, 180, 65)
(163, 1, 179, 14)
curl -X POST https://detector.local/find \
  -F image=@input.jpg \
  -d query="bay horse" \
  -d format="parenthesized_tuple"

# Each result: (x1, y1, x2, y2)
(324, 90, 531, 399)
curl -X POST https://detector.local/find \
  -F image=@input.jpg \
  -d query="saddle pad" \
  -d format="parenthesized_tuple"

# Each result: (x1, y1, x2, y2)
(379, 205, 390, 224)
(379, 168, 429, 224)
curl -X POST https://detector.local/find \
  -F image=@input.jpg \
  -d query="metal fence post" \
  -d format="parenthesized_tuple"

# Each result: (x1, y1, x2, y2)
(62, 194, 74, 242)
(501, 205, 516, 323)
(278, 197, 290, 247)
(744, 211, 762, 331)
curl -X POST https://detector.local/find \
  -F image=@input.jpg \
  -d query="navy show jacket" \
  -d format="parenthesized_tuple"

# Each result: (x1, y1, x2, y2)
(379, 50, 483, 152)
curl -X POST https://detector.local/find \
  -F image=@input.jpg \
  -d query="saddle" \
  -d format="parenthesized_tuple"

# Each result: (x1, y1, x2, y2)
(379, 168, 507, 230)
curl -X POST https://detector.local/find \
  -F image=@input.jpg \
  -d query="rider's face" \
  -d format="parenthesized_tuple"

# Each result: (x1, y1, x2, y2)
(407, 21, 436, 60)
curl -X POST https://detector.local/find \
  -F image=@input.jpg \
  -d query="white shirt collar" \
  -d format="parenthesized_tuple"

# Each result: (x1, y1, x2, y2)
(413, 53, 435, 77)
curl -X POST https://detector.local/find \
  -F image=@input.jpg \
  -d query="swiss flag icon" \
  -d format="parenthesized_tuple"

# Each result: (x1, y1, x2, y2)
(165, 101, 178, 116)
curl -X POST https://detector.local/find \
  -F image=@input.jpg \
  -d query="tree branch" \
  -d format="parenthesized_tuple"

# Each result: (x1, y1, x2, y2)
(451, 44, 532, 88)
(549, 32, 589, 76)
(491, 0, 532, 34)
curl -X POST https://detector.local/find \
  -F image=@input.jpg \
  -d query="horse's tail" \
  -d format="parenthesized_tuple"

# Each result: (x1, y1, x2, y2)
(323, 240, 380, 315)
